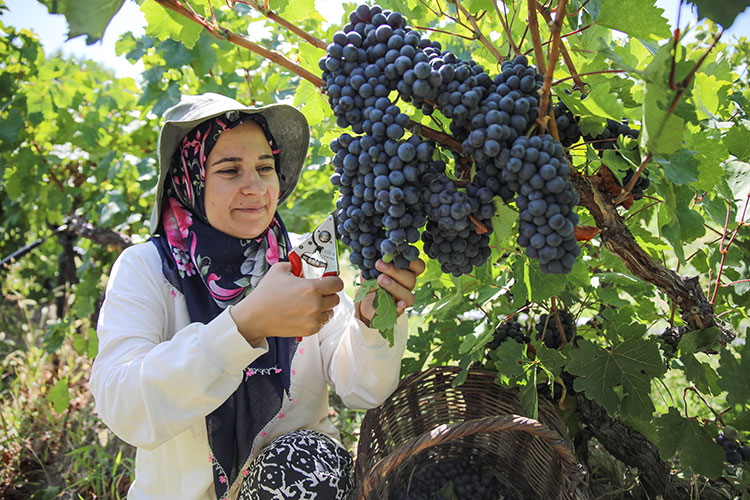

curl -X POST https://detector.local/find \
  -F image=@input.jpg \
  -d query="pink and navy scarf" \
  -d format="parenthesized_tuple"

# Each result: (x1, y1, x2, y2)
(151, 111, 296, 499)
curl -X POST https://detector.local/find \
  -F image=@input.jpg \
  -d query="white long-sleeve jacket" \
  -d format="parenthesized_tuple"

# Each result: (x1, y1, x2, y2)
(89, 241, 408, 500)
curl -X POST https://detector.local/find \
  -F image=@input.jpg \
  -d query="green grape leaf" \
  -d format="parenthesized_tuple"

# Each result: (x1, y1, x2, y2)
(641, 45, 685, 156)
(48, 377, 70, 413)
(190, 35, 218, 76)
(596, 0, 671, 40)
(280, 0, 318, 23)
(658, 183, 706, 261)
(39, 0, 125, 43)
(294, 80, 327, 126)
(354, 279, 377, 303)
(724, 123, 750, 161)
(0, 108, 25, 151)
(519, 367, 538, 420)
(685, 0, 750, 28)
(717, 344, 750, 408)
(724, 160, 750, 209)
(655, 150, 699, 186)
(87, 331, 99, 359)
(523, 260, 568, 302)
(678, 327, 720, 355)
(679, 353, 720, 396)
(693, 73, 729, 120)
(491, 201, 517, 248)
(158, 38, 193, 68)
(490, 340, 526, 381)
(654, 408, 724, 478)
(689, 130, 728, 192)
(567, 338, 666, 417)
(370, 284, 398, 347)
(142, 1, 203, 49)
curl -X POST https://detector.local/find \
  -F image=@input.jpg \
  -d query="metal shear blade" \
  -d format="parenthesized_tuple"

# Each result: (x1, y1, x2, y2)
(289, 213, 339, 278)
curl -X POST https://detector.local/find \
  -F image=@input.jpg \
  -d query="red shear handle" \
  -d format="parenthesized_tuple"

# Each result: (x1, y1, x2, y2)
(289, 251, 303, 277)
(289, 251, 304, 341)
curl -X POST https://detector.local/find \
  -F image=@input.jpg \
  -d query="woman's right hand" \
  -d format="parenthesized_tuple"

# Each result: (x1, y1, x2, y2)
(229, 262, 344, 344)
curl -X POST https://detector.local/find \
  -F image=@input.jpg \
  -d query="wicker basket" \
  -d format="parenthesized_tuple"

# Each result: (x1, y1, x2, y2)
(353, 366, 590, 500)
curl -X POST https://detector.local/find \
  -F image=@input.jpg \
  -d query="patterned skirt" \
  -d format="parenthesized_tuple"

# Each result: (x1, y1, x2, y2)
(238, 429, 354, 500)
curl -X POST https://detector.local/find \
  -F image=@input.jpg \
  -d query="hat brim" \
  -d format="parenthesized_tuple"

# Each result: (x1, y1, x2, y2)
(150, 93, 310, 232)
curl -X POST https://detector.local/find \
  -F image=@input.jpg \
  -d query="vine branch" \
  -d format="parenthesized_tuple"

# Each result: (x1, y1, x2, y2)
(535, 1, 585, 91)
(536, 0, 568, 132)
(451, 0, 506, 63)
(232, 0, 327, 49)
(153, 0, 325, 87)
(527, 0, 546, 75)
(493, 0, 520, 56)
(571, 172, 734, 345)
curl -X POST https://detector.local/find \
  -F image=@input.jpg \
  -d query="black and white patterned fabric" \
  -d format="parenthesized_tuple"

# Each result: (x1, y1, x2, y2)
(239, 429, 354, 500)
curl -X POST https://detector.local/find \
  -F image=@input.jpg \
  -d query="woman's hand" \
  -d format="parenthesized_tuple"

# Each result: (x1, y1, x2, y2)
(356, 259, 426, 326)
(229, 262, 344, 344)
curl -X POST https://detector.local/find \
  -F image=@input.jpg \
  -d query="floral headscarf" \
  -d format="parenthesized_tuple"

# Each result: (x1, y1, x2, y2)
(150, 111, 296, 500)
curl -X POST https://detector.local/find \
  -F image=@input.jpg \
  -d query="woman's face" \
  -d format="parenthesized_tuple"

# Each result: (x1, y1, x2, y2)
(204, 121, 280, 239)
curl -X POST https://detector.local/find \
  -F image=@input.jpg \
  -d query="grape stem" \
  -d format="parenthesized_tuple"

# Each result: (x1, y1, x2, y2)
(527, 0, 547, 75)
(231, 0, 327, 49)
(710, 194, 749, 304)
(468, 215, 488, 234)
(536, 0, 568, 133)
(492, 0, 521, 56)
(407, 121, 462, 152)
(667, 28, 724, 116)
(413, 25, 475, 41)
(535, 2, 585, 91)
(550, 297, 568, 344)
(614, 152, 653, 205)
(615, 26, 723, 204)
(449, 0, 506, 63)
(553, 69, 625, 86)
(683, 386, 723, 424)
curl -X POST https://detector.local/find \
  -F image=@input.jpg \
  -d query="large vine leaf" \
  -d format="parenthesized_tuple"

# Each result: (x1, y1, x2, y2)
(596, 0, 671, 40)
(717, 343, 750, 408)
(141, 1, 203, 49)
(654, 408, 724, 478)
(567, 338, 666, 417)
(686, 0, 750, 28)
(37, 0, 125, 43)
(641, 44, 685, 156)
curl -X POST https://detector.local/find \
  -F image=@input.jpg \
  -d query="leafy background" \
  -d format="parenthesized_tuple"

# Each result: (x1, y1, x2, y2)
(1, 0, 749, 498)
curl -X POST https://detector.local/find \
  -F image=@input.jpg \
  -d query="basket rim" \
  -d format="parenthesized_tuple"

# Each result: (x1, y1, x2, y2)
(354, 366, 586, 499)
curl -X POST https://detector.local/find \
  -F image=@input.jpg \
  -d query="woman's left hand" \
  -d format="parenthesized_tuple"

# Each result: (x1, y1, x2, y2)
(356, 258, 426, 325)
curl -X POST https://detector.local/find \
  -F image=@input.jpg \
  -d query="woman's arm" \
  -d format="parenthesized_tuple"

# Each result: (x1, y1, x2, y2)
(89, 245, 268, 450)
(318, 259, 425, 409)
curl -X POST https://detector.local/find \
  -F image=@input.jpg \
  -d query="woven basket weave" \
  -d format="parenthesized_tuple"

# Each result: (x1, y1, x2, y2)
(353, 366, 590, 500)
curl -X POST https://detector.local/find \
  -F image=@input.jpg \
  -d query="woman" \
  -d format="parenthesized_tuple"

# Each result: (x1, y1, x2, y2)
(89, 93, 424, 500)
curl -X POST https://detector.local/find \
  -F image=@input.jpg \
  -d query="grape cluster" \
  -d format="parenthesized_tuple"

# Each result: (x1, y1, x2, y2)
(499, 134, 580, 274)
(489, 320, 530, 348)
(420, 164, 494, 276)
(716, 426, 750, 465)
(331, 132, 429, 279)
(322, 4, 581, 278)
(484, 320, 530, 365)
(390, 454, 518, 500)
(535, 309, 577, 349)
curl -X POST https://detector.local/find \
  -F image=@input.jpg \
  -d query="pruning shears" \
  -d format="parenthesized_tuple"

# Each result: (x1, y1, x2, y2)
(288, 213, 339, 340)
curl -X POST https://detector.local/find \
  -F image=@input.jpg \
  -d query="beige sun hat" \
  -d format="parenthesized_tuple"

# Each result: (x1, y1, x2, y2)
(150, 92, 310, 232)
